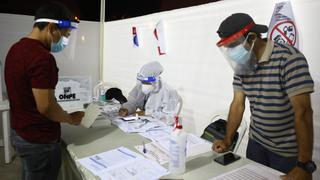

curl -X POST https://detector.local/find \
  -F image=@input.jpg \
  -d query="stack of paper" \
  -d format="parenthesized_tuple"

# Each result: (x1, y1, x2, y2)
(135, 142, 170, 165)
(138, 126, 172, 141)
(135, 128, 212, 164)
(210, 163, 282, 180)
(154, 133, 212, 157)
(77, 147, 168, 180)
(112, 117, 167, 133)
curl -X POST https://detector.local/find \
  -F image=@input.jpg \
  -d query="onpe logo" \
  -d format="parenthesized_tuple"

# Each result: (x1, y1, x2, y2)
(59, 87, 76, 100)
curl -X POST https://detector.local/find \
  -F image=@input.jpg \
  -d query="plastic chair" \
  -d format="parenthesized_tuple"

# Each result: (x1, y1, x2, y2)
(210, 114, 247, 153)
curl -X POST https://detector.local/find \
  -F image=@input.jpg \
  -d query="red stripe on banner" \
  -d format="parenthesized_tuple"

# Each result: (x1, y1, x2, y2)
(158, 46, 165, 55)
(154, 29, 158, 40)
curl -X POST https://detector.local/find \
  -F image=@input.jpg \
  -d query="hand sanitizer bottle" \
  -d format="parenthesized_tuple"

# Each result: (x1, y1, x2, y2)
(93, 80, 106, 102)
(169, 116, 187, 174)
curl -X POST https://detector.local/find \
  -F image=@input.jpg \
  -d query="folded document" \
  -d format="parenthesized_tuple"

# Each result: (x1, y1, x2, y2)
(80, 103, 101, 128)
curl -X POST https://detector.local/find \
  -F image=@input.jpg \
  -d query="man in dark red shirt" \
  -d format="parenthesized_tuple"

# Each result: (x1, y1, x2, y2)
(4, 2, 84, 180)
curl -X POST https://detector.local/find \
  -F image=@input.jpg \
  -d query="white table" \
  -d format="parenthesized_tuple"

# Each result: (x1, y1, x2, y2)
(61, 123, 282, 180)
(0, 100, 13, 164)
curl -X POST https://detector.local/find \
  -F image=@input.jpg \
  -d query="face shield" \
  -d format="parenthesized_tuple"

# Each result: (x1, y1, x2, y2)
(137, 73, 159, 94)
(137, 73, 157, 83)
(217, 23, 258, 75)
(35, 17, 79, 60)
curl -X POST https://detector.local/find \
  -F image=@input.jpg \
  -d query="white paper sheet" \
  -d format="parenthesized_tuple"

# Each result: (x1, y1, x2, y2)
(210, 163, 282, 180)
(135, 142, 170, 165)
(112, 117, 167, 133)
(154, 133, 212, 157)
(77, 147, 168, 180)
(80, 103, 101, 128)
(99, 157, 168, 180)
(77, 147, 139, 175)
(55, 76, 92, 110)
(139, 126, 173, 142)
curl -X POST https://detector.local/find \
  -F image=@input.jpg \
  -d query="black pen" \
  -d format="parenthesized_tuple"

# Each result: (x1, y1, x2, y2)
(142, 141, 147, 153)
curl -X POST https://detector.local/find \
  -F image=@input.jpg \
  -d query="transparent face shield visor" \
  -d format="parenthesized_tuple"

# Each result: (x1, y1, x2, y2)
(35, 18, 79, 60)
(136, 73, 161, 93)
(217, 24, 258, 75)
(136, 73, 157, 84)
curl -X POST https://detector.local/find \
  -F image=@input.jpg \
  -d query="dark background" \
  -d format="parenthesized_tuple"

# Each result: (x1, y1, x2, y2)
(0, 0, 220, 21)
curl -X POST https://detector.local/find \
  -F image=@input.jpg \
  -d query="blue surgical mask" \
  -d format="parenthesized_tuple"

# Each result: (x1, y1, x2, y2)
(51, 36, 69, 53)
(227, 44, 251, 64)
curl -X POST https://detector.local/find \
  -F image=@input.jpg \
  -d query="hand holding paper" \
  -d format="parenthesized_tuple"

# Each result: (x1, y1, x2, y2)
(68, 111, 84, 125)
(81, 103, 101, 128)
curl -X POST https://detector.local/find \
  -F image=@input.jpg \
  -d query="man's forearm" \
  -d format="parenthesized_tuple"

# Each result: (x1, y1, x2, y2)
(295, 108, 313, 162)
(224, 101, 245, 145)
(44, 101, 71, 123)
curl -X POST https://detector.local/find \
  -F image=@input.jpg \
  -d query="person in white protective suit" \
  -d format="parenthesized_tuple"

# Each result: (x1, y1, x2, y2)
(118, 61, 179, 125)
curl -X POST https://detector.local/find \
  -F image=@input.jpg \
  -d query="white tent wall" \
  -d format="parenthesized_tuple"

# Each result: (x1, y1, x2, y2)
(0, 0, 318, 177)
(0, 13, 100, 148)
(0, 14, 100, 87)
(103, 0, 320, 177)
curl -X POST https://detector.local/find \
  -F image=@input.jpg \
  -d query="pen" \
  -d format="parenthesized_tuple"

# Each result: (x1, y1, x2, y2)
(142, 141, 147, 153)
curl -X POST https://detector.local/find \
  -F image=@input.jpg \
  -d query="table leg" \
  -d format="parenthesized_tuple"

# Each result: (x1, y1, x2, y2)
(2, 110, 13, 164)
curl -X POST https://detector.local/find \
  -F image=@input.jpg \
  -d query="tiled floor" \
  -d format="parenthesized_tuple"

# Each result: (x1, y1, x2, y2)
(0, 147, 21, 180)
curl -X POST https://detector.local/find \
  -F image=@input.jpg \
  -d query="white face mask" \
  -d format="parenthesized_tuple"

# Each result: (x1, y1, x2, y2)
(141, 84, 154, 94)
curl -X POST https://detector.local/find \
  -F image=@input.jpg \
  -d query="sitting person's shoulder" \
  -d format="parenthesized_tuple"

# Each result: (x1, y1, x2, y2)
(162, 82, 178, 96)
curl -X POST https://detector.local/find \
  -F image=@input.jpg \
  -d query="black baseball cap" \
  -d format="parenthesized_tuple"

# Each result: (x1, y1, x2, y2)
(217, 13, 268, 42)
(105, 88, 127, 104)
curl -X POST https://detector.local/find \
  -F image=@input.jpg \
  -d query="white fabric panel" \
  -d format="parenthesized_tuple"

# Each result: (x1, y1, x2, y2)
(0, 13, 100, 91)
(295, 1, 320, 179)
(0, 14, 32, 98)
(0, 14, 34, 151)
(0, 14, 101, 95)
(0, 13, 100, 149)
(103, 0, 320, 177)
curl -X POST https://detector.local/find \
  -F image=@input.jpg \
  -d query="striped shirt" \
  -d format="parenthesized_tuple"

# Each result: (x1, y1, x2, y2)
(233, 40, 314, 157)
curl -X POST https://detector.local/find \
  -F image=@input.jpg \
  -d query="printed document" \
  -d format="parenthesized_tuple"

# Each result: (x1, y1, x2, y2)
(135, 142, 170, 165)
(99, 157, 168, 180)
(77, 147, 138, 175)
(210, 163, 282, 180)
(139, 126, 172, 141)
(112, 117, 167, 133)
(77, 147, 168, 180)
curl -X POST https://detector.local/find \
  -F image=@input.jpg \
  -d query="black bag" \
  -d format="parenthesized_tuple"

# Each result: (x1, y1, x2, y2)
(201, 119, 238, 151)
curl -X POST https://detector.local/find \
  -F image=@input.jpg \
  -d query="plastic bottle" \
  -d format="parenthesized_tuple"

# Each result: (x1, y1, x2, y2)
(169, 116, 187, 174)
(93, 80, 105, 102)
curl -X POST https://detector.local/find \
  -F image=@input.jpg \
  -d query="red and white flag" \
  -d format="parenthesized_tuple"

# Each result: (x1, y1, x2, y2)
(132, 26, 142, 48)
(154, 20, 167, 55)
(268, 1, 299, 49)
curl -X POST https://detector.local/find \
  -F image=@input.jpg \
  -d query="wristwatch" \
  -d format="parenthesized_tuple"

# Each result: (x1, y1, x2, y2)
(296, 161, 317, 173)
